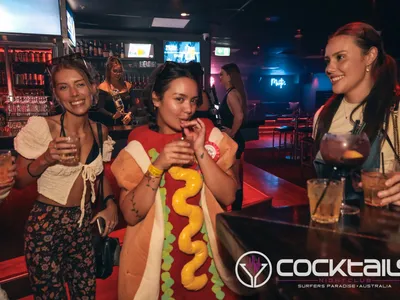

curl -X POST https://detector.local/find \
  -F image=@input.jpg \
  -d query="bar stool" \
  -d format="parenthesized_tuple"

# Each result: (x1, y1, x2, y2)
(272, 125, 295, 157)
(300, 136, 315, 178)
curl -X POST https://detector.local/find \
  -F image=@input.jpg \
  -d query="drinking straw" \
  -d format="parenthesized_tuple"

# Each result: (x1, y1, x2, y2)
(313, 166, 337, 215)
(381, 152, 386, 176)
(351, 120, 360, 135)
(356, 122, 366, 135)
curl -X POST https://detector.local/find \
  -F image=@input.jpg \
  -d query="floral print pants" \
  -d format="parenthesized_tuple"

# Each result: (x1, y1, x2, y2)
(24, 201, 96, 299)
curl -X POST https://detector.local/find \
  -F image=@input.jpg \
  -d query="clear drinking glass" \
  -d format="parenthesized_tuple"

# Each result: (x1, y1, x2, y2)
(0, 150, 12, 184)
(59, 136, 81, 166)
(307, 178, 344, 224)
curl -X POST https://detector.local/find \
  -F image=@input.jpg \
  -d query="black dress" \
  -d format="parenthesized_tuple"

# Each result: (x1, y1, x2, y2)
(97, 87, 136, 126)
(218, 87, 245, 159)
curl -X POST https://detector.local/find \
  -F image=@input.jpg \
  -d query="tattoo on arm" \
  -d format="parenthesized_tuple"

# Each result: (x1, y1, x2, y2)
(129, 192, 142, 219)
(200, 152, 205, 159)
(144, 172, 158, 191)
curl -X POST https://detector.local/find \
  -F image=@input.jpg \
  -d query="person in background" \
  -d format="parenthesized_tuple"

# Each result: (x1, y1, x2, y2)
(219, 63, 247, 211)
(97, 56, 144, 126)
(313, 22, 400, 205)
(111, 62, 242, 299)
(14, 57, 118, 299)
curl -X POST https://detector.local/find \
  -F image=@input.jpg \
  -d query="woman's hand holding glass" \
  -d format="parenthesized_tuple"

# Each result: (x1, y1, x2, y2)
(377, 173, 400, 205)
(0, 156, 17, 200)
(44, 137, 79, 166)
(153, 140, 195, 171)
(122, 112, 132, 125)
(112, 111, 122, 120)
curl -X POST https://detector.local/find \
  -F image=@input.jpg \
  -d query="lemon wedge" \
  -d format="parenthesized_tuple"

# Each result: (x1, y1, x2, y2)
(343, 150, 363, 159)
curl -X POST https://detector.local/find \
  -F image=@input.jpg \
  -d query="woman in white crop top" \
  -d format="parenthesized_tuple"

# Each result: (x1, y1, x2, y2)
(13, 56, 118, 299)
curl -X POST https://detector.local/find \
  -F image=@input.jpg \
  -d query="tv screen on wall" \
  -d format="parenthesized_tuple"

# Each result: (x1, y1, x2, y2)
(164, 41, 200, 63)
(126, 43, 154, 58)
(66, 4, 76, 46)
(0, 0, 61, 36)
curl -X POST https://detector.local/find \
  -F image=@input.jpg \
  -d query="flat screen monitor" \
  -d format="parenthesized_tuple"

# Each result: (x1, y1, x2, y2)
(66, 5, 76, 46)
(126, 43, 154, 58)
(0, 0, 61, 36)
(164, 41, 200, 63)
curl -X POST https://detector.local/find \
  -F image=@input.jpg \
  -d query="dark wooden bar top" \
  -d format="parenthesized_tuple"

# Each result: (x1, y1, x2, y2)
(217, 202, 400, 299)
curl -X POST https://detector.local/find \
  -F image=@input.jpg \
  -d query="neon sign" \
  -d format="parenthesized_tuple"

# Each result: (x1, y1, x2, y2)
(271, 78, 286, 89)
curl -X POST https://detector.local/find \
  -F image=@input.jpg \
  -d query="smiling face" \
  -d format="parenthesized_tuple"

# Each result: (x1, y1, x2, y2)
(110, 63, 123, 81)
(324, 35, 376, 97)
(153, 77, 199, 134)
(53, 68, 95, 116)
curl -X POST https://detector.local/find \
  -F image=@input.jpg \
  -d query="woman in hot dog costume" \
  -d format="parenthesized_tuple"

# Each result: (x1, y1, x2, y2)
(111, 62, 242, 299)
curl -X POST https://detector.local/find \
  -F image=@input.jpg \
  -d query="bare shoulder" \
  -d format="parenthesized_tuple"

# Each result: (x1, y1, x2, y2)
(227, 89, 242, 102)
(44, 115, 61, 137)
(89, 120, 108, 138)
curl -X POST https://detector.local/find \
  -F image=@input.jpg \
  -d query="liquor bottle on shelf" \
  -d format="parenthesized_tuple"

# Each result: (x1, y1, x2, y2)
(75, 41, 81, 54)
(89, 41, 94, 57)
(80, 40, 85, 56)
(103, 43, 109, 57)
(120, 42, 125, 58)
(83, 41, 88, 57)
(115, 43, 120, 58)
(132, 75, 137, 89)
(98, 41, 103, 57)
(93, 40, 98, 57)
(109, 43, 113, 57)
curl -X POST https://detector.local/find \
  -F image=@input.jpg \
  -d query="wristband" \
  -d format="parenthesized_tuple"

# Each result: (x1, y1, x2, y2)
(148, 164, 163, 178)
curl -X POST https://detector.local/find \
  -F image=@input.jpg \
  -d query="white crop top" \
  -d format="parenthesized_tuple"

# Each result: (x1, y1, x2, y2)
(14, 116, 115, 226)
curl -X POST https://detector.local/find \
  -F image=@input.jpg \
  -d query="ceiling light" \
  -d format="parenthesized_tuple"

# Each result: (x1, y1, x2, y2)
(181, 13, 190, 17)
(152, 17, 190, 29)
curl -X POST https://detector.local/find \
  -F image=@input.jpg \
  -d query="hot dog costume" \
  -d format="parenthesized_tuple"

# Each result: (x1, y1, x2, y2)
(111, 118, 241, 300)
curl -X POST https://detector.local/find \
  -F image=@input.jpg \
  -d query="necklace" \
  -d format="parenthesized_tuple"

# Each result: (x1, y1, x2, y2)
(343, 100, 350, 120)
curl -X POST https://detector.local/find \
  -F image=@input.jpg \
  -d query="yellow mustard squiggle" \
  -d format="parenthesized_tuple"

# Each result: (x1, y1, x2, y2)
(168, 166, 208, 291)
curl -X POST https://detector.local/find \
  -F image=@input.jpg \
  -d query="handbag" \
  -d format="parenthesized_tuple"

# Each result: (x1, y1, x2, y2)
(92, 122, 121, 279)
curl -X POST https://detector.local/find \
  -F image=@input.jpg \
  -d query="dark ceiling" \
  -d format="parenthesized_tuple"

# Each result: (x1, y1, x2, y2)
(67, 0, 400, 57)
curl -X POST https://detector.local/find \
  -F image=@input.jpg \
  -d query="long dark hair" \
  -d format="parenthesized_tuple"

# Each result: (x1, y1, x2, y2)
(144, 62, 196, 131)
(105, 56, 124, 85)
(186, 61, 204, 107)
(222, 63, 248, 120)
(315, 22, 399, 149)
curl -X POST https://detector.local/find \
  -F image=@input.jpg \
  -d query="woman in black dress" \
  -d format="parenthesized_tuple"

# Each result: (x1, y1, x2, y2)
(97, 57, 144, 126)
(219, 63, 247, 210)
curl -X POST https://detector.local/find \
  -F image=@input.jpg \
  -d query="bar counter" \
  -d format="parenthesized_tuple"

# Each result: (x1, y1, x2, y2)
(217, 201, 400, 299)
